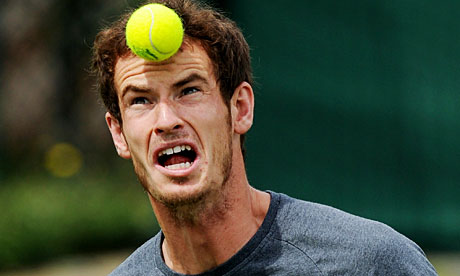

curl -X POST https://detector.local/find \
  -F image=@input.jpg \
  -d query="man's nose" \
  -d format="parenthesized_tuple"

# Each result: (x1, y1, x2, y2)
(153, 102, 183, 135)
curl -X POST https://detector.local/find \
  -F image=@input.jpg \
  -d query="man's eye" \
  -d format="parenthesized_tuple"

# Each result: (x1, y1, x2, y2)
(182, 87, 200, 96)
(132, 97, 150, 105)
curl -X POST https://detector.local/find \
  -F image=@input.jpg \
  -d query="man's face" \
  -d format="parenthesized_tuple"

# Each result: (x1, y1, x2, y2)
(109, 42, 234, 207)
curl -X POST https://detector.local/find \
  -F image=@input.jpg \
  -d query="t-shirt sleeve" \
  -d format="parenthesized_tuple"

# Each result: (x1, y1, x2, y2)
(370, 230, 438, 275)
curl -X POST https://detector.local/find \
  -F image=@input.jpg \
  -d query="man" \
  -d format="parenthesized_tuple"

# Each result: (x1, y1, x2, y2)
(92, 0, 437, 275)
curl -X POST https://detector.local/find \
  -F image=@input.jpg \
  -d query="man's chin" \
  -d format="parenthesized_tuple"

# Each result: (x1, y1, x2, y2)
(149, 184, 226, 224)
(153, 185, 210, 209)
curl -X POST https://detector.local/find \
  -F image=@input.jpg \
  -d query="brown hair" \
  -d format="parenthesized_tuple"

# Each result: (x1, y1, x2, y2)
(92, 0, 252, 155)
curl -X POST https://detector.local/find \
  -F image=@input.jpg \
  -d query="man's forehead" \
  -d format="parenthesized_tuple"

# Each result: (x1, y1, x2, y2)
(114, 40, 214, 90)
(115, 40, 210, 74)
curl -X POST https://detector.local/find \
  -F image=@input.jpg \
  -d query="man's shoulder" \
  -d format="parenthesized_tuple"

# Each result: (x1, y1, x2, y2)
(269, 192, 437, 275)
(275, 192, 396, 238)
(109, 233, 161, 276)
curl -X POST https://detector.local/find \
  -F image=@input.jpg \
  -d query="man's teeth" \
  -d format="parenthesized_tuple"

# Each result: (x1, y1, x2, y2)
(159, 145, 192, 157)
(165, 162, 192, 170)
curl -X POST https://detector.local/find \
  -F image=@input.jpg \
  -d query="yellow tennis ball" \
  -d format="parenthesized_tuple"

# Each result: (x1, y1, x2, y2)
(126, 3, 184, 61)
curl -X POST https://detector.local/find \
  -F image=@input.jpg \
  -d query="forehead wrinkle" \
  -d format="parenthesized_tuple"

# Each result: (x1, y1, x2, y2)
(115, 57, 148, 94)
(121, 84, 153, 98)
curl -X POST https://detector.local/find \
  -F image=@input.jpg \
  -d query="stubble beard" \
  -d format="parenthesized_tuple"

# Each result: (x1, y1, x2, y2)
(132, 123, 234, 225)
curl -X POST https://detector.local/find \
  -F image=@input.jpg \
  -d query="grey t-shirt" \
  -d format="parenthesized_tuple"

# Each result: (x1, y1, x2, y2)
(110, 192, 437, 275)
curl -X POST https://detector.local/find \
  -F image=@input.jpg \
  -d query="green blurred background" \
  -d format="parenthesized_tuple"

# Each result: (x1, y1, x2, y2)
(0, 0, 459, 273)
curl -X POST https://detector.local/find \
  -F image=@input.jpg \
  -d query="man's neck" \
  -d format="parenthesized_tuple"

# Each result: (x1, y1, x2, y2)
(151, 183, 270, 274)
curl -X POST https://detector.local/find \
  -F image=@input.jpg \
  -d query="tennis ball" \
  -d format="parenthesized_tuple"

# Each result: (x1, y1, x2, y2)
(126, 3, 184, 61)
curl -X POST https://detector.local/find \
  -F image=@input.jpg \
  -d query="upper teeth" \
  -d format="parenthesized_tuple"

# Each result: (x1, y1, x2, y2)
(158, 145, 192, 157)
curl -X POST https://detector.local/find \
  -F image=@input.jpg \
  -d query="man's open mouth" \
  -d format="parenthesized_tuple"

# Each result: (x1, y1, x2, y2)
(157, 145, 197, 170)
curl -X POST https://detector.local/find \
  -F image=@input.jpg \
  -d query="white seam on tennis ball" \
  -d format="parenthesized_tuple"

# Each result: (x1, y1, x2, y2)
(147, 6, 173, 55)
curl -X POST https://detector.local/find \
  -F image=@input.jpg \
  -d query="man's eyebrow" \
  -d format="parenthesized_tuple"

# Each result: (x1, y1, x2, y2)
(121, 85, 151, 97)
(173, 73, 208, 89)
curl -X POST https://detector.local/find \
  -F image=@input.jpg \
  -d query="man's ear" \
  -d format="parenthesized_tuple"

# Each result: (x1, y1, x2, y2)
(105, 112, 131, 159)
(231, 82, 254, 134)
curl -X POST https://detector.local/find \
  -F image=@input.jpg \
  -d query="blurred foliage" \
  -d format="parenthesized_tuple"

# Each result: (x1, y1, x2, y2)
(0, 165, 158, 270)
